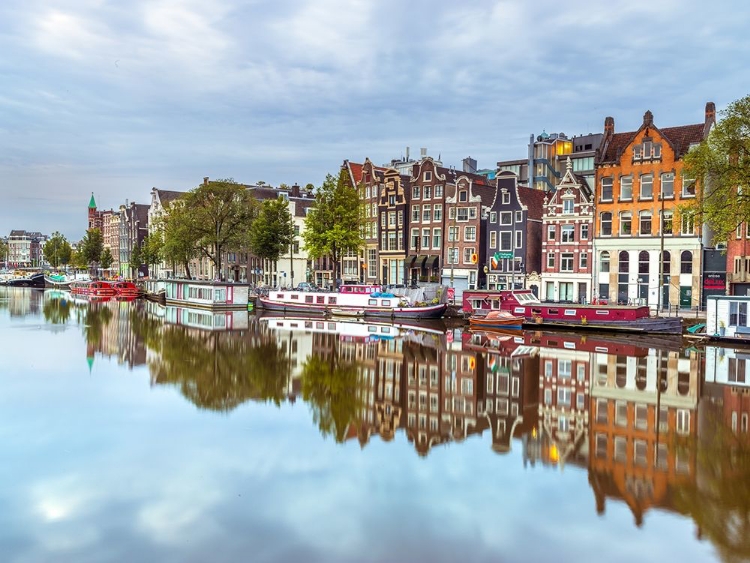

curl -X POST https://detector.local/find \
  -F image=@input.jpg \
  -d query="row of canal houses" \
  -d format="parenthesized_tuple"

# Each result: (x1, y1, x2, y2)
(344, 102, 720, 309)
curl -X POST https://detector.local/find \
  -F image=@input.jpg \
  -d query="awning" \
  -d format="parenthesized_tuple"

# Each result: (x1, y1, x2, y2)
(407, 255, 419, 266)
(425, 255, 440, 269)
(414, 255, 428, 267)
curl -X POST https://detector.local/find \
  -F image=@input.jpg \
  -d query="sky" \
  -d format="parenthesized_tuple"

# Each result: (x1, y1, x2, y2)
(1, 0, 748, 241)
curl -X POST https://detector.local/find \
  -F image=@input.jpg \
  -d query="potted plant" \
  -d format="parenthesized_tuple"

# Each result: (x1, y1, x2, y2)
(719, 320, 726, 336)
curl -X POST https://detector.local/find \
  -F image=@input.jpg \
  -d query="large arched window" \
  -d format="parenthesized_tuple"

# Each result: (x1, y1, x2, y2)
(681, 251, 693, 274)
(638, 251, 649, 300)
(618, 251, 629, 304)
(600, 251, 610, 273)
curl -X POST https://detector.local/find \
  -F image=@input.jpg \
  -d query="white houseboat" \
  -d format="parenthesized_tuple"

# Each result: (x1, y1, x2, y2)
(257, 288, 446, 319)
(707, 295, 750, 340)
(161, 280, 250, 310)
(165, 305, 249, 331)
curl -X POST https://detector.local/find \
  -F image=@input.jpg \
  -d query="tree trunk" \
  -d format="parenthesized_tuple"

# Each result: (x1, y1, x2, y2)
(183, 261, 191, 280)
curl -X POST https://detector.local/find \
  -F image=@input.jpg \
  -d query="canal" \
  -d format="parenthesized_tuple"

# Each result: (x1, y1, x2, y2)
(1, 287, 746, 562)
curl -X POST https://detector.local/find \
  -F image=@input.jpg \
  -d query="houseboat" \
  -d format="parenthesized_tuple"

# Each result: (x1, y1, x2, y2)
(161, 279, 251, 310)
(111, 281, 142, 298)
(6, 272, 46, 288)
(462, 289, 682, 334)
(259, 315, 446, 342)
(706, 295, 750, 343)
(164, 305, 249, 331)
(257, 289, 446, 319)
(70, 280, 118, 297)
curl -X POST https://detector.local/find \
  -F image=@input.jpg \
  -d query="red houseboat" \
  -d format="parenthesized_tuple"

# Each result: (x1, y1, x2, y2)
(462, 290, 682, 335)
(70, 280, 118, 297)
(111, 281, 141, 298)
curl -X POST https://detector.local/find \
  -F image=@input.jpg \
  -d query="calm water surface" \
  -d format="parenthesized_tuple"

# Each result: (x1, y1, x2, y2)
(1, 287, 747, 563)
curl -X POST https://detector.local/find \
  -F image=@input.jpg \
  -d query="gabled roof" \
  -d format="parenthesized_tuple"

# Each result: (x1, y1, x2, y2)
(517, 186, 546, 220)
(600, 123, 704, 164)
(157, 189, 185, 205)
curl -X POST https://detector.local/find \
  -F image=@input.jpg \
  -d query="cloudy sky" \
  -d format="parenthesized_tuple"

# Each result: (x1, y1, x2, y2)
(1, 0, 748, 240)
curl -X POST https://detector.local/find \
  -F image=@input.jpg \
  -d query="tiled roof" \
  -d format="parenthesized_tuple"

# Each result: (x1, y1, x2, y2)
(157, 189, 185, 205)
(600, 123, 704, 163)
(517, 186, 546, 220)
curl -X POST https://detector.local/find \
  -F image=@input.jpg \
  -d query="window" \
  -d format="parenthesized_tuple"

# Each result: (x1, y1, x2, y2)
(433, 204, 442, 221)
(411, 229, 419, 250)
(561, 225, 574, 243)
(600, 251, 610, 273)
(561, 253, 574, 272)
(601, 177, 613, 201)
(682, 173, 696, 197)
(681, 212, 695, 235)
(515, 230, 522, 249)
(490, 231, 497, 249)
(581, 224, 589, 240)
(463, 247, 475, 264)
(448, 207, 455, 220)
(422, 205, 431, 222)
(580, 252, 588, 269)
(432, 228, 441, 249)
(515, 211, 523, 223)
(457, 208, 469, 222)
(616, 400, 628, 426)
(388, 211, 396, 226)
(547, 225, 556, 241)
(500, 212, 512, 225)
(600, 212, 612, 236)
(677, 409, 691, 435)
(501, 192, 510, 204)
(465, 226, 476, 242)
(500, 232, 512, 251)
(620, 176, 633, 200)
(640, 211, 652, 235)
(422, 228, 430, 249)
(596, 434, 607, 459)
(459, 190, 468, 202)
(489, 211, 497, 223)
(563, 199, 574, 214)
(435, 184, 443, 198)
(424, 185, 432, 200)
(680, 250, 692, 274)
(368, 249, 376, 277)
(620, 211, 632, 235)
(381, 212, 386, 227)
(398, 211, 403, 226)
(558, 387, 572, 407)
(635, 404, 648, 430)
(596, 398, 608, 423)
(634, 440, 648, 466)
(448, 247, 459, 264)
(640, 174, 653, 199)
(412, 186, 420, 199)
(729, 302, 748, 326)
(469, 207, 477, 220)
(614, 437, 627, 461)
(448, 226, 459, 242)
(661, 210, 673, 235)
(423, 171, 432, 181)
(661, 173, 674, 199)
(547, 252, 555, 269)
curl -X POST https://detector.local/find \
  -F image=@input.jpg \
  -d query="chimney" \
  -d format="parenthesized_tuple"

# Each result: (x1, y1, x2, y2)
(643, 110, 653, 127)
(604, 116, 614, 136)
(705, 101, 716, 136)
(203, 176, 209, 186)
(291, 183, 301, 198)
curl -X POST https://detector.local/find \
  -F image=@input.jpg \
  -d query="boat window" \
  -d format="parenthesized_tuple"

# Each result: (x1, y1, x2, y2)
(291, 294, 298, 299)
(305, 296, 313, 303)
(368, 326, 377, 333)
(596, 310, 609, 315)
(276, 293, 284, 299)
(328, 323, 336, 330)
(383, 327, 391, 333)
(305, 321, 313, 329)
(382, 300, 391, 306)
(531, 308, 541, 314)
(514, 307, 525, 314)
(564, 309, 576, 316)
(369, 299, 377, 305)
(316, 322, 324, 329)
(317, 296, 325, 304)
(548, 309, 559, 315)
(329, 297, 337, 305)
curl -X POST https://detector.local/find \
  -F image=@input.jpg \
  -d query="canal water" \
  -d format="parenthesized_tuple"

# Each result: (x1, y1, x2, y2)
(1, 287, 746, 563)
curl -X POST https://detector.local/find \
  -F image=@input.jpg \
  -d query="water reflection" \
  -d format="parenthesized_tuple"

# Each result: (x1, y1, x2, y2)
(5, 289, 750, 561)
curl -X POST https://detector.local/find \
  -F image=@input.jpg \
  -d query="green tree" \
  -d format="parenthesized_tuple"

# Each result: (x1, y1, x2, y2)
(0, 238, 8, 265)
(100, 247, 114, 272)
(249, 196, 295, 284)
(160, 200, 199, 279)
(80, 228, 104, 275)
(684, 94, 750, 244)
(302, 170, 364, 288)
(175, 178, 257, 279)
(130, 242, 143, 278)
(141, 232, 163, 277)
(43, 232, 72, 269)
(71, 247, 88, 271)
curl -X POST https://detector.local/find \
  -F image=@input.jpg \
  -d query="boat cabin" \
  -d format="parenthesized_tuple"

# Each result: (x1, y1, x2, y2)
(339, 284, 382, 294)
(163, 280, 250, 310)
(706, 295, 750, 338)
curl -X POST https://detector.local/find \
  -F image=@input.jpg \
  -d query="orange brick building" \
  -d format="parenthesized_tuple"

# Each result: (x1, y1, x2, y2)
(594, 104, 714, 309)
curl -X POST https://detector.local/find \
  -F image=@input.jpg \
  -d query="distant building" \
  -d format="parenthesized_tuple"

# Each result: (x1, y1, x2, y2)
(7, 230, 47, 268)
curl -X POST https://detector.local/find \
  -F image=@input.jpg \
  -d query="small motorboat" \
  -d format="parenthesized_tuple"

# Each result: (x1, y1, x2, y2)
(469, 310, 525, 330)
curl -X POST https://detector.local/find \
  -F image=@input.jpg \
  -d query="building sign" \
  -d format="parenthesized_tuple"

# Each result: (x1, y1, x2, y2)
(704, 272, 726, 290)
(495, 252, 514, 260)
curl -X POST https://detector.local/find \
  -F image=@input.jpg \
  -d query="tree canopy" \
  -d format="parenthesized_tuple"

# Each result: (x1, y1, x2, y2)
(0, 239, 8, 264)
(159, 200, 200, 279)
(43, 232, 72, 268)
(684, 94, 750, 244)
(162, 179, 257, 279)
(249, 196, 295, 265)
(302, 170, 364, 287)
(100, 247, 114, 271)
(80, 228, 104, 273)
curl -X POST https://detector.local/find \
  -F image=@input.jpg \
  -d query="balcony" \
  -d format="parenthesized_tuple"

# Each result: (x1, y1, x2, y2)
(728, 272, 750, 284)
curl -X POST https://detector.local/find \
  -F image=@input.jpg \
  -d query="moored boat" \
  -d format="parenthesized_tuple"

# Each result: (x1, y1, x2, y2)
(70, 280, 118, 297)
(111, 281, 142, 297)
(469, 310, 525, 331)
(258, 289, 447, 319)
(462, 289, 682, 334)
(6, 272, 46, 288)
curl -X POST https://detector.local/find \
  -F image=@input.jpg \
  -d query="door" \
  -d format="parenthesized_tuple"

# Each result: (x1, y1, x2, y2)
(679, 286, 692, 308)
(578, 282, 587, 304)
